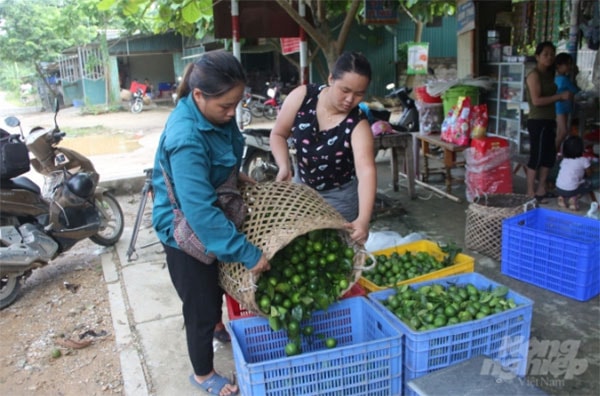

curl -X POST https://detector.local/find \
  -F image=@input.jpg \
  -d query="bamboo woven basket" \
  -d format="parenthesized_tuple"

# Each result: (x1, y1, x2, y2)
(218, 181, 368, 317)
(465, 193, 536, 260)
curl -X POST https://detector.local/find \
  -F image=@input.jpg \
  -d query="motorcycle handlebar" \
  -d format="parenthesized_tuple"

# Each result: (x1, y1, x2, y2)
(52, 130, 66, 143)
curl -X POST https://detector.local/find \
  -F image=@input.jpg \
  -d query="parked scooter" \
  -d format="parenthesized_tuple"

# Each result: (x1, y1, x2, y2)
(241, 128, 296, 183)
(240, 89, 253, 127)
(131, 88, 144, 113)
(0, 99, 125, 309)
(369, 83, 419, 133)
(248, 82, 282, 120)
(241, 129, 278, 182)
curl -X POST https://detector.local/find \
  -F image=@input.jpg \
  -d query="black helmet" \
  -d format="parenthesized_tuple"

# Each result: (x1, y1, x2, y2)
(66, 172, 95, 198)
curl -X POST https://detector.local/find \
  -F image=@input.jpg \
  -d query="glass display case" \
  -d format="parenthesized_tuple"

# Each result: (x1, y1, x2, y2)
(483, 63, 530, 154)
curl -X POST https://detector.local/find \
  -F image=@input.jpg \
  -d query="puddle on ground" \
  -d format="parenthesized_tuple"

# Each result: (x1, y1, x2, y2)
(61, 133, 141, 156)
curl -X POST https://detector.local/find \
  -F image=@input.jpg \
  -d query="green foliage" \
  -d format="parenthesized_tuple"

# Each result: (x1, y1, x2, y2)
(0, 0, 71, 64)
(400, 0, 456, 23)
(99, 0, 213, 38)
(397, 42, 410, 64)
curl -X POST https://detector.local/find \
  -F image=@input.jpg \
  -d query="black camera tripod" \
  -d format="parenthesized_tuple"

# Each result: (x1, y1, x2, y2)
(126, 168, 159, 262)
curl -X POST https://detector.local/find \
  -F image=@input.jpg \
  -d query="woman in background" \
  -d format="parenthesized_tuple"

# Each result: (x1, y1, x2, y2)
(525, 41, 573, 203)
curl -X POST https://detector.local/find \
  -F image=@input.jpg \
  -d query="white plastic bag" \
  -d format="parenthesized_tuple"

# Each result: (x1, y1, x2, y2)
(365, 231, 426, 252)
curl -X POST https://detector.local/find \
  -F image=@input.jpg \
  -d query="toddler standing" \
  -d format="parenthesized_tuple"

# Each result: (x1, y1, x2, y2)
(555, 136, 593, 211)
(554, 53, 580, 151)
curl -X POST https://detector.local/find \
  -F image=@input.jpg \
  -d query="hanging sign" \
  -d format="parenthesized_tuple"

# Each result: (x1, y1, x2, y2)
(364, 0, 398, 25)
(280, 38, 301, 55)
(407, 42, 429, 75)
(456, 0, 475, 35)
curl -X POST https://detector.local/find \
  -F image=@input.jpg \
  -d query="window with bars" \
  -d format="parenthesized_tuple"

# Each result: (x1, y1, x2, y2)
(58, 54, 80, 83)
(58, 47, 106, 83)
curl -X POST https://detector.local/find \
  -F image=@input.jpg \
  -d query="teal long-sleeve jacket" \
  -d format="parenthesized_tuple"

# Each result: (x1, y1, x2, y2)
(152, 94, 261, 269)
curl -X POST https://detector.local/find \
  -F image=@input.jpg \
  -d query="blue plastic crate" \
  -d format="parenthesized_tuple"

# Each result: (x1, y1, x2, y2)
(227, 297, 403, 396)
(368, 273, 533, 396)
(501, 208, 600, 301)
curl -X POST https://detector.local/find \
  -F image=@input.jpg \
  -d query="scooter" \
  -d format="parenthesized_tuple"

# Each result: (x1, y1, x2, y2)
(248, 82, 281, 120)
(0, 99, 125, 309)
(240, 90, 253, 127)
(131, 88, 144, 113)
(241, 128, 296, 183)
(369, 83, 419, 133)
(241, 128, 278, 182)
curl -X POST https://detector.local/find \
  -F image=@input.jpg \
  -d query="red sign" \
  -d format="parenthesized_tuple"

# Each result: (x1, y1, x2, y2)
(281, 38, 301, 55)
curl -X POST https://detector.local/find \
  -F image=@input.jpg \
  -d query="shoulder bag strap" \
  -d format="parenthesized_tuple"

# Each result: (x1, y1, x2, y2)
(159, 163, 179, 210)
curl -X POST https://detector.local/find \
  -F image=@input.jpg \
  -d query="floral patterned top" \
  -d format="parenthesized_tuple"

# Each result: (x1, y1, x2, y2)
(291, 84, 366, 191)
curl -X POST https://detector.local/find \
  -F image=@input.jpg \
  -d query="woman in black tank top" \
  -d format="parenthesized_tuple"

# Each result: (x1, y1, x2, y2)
(270, 52, 376, 245)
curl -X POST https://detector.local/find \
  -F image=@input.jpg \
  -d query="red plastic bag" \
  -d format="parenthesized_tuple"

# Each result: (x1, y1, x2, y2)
(441, 96, 472, 146)
(470, 104, 488, 139)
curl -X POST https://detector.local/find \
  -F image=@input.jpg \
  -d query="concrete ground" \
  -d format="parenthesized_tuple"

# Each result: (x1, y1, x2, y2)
(4, 103, 598, 395)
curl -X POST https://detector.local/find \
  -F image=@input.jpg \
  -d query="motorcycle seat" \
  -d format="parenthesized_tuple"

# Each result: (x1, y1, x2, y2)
(2, 176, 41, 195)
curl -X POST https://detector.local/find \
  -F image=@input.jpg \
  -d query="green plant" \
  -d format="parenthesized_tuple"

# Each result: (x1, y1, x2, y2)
(397, 42, 410, 64)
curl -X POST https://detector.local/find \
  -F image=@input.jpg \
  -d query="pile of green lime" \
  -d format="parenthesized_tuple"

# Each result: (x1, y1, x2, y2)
(363, 242, 462, 287)
(381, 282, 519, 331)
(255, 229, 354, 356)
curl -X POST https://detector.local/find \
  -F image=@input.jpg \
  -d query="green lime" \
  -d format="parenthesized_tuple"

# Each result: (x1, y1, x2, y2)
(287, 320, 300, 336)
(259, 295, 271, 310)
(284, 342, 300, 356)
(339, 279, 349, 290)
(325, 337, 337, 348)
(51, 348, 62, 359)
(302, 325, 314, 336)
(313, 241, 323, 252)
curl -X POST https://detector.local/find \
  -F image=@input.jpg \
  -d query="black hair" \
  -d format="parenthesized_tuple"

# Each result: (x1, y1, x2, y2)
(555, 52, 573, 66)
(176, 50, 247, 101)
(562, 136, 584, 159)
(331, 51, 372, 82)
(535, 41, 556, 56)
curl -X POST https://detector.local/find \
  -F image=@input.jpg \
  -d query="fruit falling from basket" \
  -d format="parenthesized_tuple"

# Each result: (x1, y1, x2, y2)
(254, 228, 355, 356)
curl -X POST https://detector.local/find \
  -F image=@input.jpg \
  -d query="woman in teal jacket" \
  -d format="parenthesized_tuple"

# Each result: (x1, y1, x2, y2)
(152, 51, 269, 396)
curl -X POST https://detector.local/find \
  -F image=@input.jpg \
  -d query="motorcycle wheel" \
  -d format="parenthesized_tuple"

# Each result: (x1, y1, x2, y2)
(242, 150, 278, 183)
(90, 192, 125, 246)
(250, 102, 264, 118)
(0, 274, 22, 310)
(242, 108, 252, 127)
(131, 100, 143, 114)
(264, 105, 278, 120)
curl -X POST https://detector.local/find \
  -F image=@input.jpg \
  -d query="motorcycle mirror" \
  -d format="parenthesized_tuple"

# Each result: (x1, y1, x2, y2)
(386, 83, 396, 90)
(4, 116, 20, 128)
(267, 88, 275, 98)
(4, 116, 24, 139)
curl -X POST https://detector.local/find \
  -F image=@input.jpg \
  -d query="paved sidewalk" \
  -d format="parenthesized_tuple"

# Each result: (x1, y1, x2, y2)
(102, 218, 238, 396)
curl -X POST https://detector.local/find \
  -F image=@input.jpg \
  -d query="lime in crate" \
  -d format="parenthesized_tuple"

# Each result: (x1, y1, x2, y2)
(359, 240, 474, 293)
(227, 297, 403, 396)
(368, 272, 533, 396)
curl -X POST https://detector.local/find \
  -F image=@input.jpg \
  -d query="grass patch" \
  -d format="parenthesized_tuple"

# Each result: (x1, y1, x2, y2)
(79, 103, 124, 115)
(62, 126, 112, 137)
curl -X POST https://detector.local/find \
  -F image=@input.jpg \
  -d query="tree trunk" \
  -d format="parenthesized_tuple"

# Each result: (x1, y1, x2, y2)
(100, 29, 112, 107)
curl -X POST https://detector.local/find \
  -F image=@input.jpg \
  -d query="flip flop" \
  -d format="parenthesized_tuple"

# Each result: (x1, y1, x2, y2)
(543, 191, 557, 198)
(189, 373, 238, 396)
(535, 195, 549, 204)
(213, 328, 231, 343)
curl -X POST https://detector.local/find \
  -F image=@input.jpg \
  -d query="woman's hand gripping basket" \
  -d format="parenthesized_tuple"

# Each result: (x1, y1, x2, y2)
(218, 182, 369, 317)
